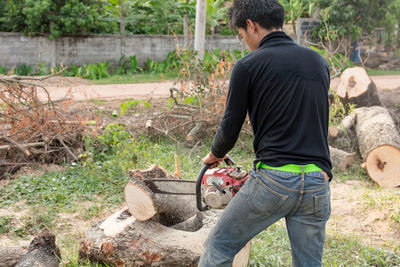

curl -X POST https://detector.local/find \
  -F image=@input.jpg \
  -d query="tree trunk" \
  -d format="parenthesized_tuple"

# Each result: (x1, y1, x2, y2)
(194, 0, 206, 60)
(79, 208, 251, 267)
(329, 146, 355, 171)
(120, 0, 125, 57)
(354, 106, 400, 187)
(335, 67, 381, 108)
(124, 165, 198, 222)
(0, 246, 28, 267)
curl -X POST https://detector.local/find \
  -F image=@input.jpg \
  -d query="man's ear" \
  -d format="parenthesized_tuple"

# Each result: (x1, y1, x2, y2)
(246, 19, 256, 33)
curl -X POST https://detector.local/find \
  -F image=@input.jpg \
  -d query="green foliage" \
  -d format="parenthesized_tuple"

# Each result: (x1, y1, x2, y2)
(310, 45, 353, 75)
(0, 66, 7, 75)
(38, 61, 49, 75)
(77, 62, 110, 80)
(0, 0, 117, 38)
(314, 0, 399, 41)
(120, 99, 151, 115)
(14, 65, 33, 76)
(0, 216, 13, 234)
(280, 0, 316, 34)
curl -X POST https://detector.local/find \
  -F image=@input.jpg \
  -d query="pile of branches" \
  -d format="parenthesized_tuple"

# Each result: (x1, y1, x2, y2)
(145, 54, 252, 147)
(0, 72, 96, 178)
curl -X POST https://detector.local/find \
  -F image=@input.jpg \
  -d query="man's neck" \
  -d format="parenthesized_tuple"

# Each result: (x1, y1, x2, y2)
(258, 28, 282, 44)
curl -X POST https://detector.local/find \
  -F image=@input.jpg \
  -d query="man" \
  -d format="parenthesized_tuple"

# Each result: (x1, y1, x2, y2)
(199, 0, 332, 266)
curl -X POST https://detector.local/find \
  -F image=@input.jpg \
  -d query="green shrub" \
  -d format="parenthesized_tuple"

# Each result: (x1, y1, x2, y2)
(15, 65, 33, 76)
(0, 66, 7, 74)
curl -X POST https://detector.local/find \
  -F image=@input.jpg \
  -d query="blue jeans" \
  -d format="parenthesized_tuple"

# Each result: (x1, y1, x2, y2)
(199, 168, 331, 267)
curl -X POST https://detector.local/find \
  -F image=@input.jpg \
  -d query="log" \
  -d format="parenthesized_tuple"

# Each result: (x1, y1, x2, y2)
(328, 113, 356, 140)
(186, 122, 206, 143)
(124, 165, 198, 222)
(15, 229, 61, 267)
(0, 246, 28, 267)
(335, 67, 381, 108)
(329, 146, 355, 171)
(79, 207, 251, 267)
(353, 106, 400, 187)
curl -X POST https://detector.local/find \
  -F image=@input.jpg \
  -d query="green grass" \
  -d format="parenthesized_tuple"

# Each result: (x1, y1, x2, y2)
(1, 124, 399, 266)
(249, 223, 400, 266)
(366, 68, 400, 76)
(91, 71, 179, 84)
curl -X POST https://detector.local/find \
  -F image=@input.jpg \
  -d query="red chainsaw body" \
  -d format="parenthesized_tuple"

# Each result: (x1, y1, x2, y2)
(199, 166, 249, 209)
(201, 167, 248, 195)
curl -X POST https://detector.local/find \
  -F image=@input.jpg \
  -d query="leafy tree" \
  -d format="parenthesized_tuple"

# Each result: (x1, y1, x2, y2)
(280, 0, 316, 37)
(315, 0, 394, 39)
(0, 0, 117, 39)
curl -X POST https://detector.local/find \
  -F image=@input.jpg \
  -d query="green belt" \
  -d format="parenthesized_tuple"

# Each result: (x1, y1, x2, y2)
(256, 162, 322, 173)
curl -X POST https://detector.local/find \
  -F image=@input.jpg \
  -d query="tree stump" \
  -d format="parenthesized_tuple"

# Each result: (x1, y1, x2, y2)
(329, 146, 355, 171)
(335, 67, 381, 108)
(354, 106, 400, 187)
(79, 207, 251, 266)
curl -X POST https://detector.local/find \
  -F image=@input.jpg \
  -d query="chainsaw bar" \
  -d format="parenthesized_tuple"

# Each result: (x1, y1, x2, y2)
(143, 179, 197, 195)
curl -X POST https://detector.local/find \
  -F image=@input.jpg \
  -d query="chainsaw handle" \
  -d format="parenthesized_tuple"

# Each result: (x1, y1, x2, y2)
(224, 156, 235, 167)
(196, 163, 212, 211)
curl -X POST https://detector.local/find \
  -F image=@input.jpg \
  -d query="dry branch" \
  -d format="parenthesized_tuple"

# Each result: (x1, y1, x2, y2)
(0, 72, 96, 177)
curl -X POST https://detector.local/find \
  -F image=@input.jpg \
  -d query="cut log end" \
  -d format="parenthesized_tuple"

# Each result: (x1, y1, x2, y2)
(366, 145, 400, 188)
(335, 67, 381, 107)
(124, 182, 156, 221)
(329, 126, 340, 138)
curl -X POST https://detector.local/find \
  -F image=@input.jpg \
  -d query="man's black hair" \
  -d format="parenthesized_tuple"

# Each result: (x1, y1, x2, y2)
(228, 0, 285, 30)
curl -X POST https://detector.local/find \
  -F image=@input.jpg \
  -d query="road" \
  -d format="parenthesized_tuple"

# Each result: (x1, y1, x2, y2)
(38, 75, 400, 102)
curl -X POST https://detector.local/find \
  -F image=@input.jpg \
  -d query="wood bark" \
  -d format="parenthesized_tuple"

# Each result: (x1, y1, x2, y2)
(329, 146, 355, 171)
(0, 246, 28, 267)
(79, 207, 251, 267)
(186, 122, 205, 143)
(353, 106, 400, 187)
(15, 229, 61, 267)
(335, 67, 381, 108)
(124, 165, 198, 222)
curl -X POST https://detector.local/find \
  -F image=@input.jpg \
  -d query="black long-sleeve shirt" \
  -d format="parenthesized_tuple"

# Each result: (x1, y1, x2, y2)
(211, 31, 332, 178)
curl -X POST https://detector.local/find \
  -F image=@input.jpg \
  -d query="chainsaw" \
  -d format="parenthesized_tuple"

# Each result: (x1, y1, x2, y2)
(143, 157, 249, 211)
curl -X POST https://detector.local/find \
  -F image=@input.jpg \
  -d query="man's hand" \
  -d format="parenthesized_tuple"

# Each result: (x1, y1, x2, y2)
(202, 152, 228, 169)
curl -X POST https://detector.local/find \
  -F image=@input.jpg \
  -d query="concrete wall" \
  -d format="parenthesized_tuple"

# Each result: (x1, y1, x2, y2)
(0, 32, 246, 68)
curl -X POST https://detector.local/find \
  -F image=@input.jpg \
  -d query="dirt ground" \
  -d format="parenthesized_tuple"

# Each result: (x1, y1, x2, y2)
(1, 172, 398, 252)
(1, 75, 400, 257)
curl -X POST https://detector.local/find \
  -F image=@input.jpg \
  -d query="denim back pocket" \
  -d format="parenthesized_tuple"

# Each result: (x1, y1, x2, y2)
(247, 176, 289, 215)
(314, 189, 331, 218)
